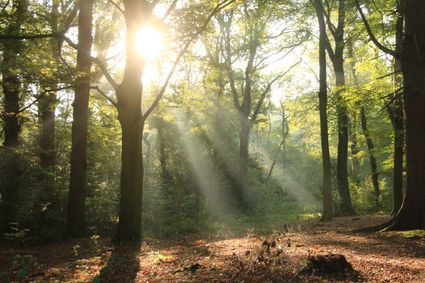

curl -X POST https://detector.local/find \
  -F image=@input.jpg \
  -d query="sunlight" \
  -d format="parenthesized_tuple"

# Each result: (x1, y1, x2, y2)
(135, 26, 163, 59)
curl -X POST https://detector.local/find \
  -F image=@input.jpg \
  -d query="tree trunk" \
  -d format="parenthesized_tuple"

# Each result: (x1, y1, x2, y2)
(36, 2, 60, 230)
(115, 0, 149, 241)
(116, 110, 143, 241)
(314, 0, 333, 221)
(391, 0, 425, 230)
(391, 2, 405, 215)
(237, 114, 250, 205)
(64, 0, 93, 238)
(0, 0, 27, 234)
(360, 108, 380, 208)
(334, 59, 355, 215)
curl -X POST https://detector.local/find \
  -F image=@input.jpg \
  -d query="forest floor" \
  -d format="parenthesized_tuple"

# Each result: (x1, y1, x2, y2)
(1, 215, 425, 282)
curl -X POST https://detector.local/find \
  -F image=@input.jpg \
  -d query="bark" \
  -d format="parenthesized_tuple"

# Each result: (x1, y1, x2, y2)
(334, 58, 355, 215)
(390, 1, 405, 215)
(314, 0, 333, 221)
(114, 0, 150, 241)
(64, 0, 93, 238)
(0, 0, 27, 234)
(360, 108, 380, 208)
(391, 0, 425, 230)
(328, 0, 355, 216)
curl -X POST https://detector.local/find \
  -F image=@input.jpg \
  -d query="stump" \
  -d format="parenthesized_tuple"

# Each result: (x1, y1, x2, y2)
(300, 253, 354, 274)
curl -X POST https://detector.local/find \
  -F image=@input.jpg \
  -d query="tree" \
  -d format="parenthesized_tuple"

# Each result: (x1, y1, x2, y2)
(93, 0, 236, 241)
(312, 0, 332, 221)
(321, 0, 355, 215)
(391, 0, 425, 230)
(221, 1, 301, 206)
(64, 0, 94, 238)
(354, 0, 405, 215)
(0, 0, 28, 234)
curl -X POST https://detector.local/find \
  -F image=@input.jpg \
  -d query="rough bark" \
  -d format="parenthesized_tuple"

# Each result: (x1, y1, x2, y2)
(314, 0, 332, 221)
(391, 0, 425, 230)
(64, 0, 93, 238)
(0, 0, 27, 234)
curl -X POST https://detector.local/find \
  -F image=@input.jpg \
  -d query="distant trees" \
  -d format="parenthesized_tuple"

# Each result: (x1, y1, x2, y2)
(220, 1, 303, 207)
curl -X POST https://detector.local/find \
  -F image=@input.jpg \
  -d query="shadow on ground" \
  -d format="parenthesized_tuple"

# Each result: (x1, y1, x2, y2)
(96, 242, 141, 282)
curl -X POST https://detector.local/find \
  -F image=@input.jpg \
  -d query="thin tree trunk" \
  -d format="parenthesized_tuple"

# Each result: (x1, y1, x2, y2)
(36, 1, 60, 230)
(314, 0, 333, 221)
(0, 0, 27, 234)
(348, 43, 380, 208)
(237, 114, 250, 205)
(391, 0, 425, 230)
(360, 108, 380, 208)
(64, 0, 93, 238)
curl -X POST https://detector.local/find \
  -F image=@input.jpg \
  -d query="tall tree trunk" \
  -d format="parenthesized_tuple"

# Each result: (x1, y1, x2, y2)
(37, 1, 60, 230)
(64, 0, 93, 238)
(334, 59, 355, 215)
(0, 0, 27, 234)
(115, 0, 150, 241)
(360, 108, 380, 208)
(314, 0, 332, 221)
(391, 0, 425, 230)
(391, 1, 405, 215)
(325, 0, 355, 216)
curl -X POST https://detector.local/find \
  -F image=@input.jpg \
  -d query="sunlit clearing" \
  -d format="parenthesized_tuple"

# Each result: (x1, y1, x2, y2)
(135, 26, 163, 59)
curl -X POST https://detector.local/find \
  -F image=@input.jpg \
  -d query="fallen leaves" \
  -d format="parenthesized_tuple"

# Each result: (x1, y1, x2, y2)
(1, 215, 424, 282)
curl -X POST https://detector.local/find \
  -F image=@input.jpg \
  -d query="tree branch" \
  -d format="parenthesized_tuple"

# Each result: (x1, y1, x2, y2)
(250, 60, 301, 124)
(354, 0, 397, 57)
(142, 0, 237, 122)
(91, 85, 118, 108)
(62, 36, 120, 91)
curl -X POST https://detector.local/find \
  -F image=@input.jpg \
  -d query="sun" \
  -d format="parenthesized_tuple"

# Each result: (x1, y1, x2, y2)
(135, 26, 163, 59)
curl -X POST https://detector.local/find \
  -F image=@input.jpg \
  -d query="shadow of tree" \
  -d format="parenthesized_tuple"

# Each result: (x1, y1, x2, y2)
(96, 242, 141, 283)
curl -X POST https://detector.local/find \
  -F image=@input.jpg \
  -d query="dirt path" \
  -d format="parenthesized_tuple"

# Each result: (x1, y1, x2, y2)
(1, 215, 424, 282)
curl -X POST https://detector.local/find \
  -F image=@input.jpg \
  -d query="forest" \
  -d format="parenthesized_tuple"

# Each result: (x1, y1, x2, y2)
(0, 0, 425, 282)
